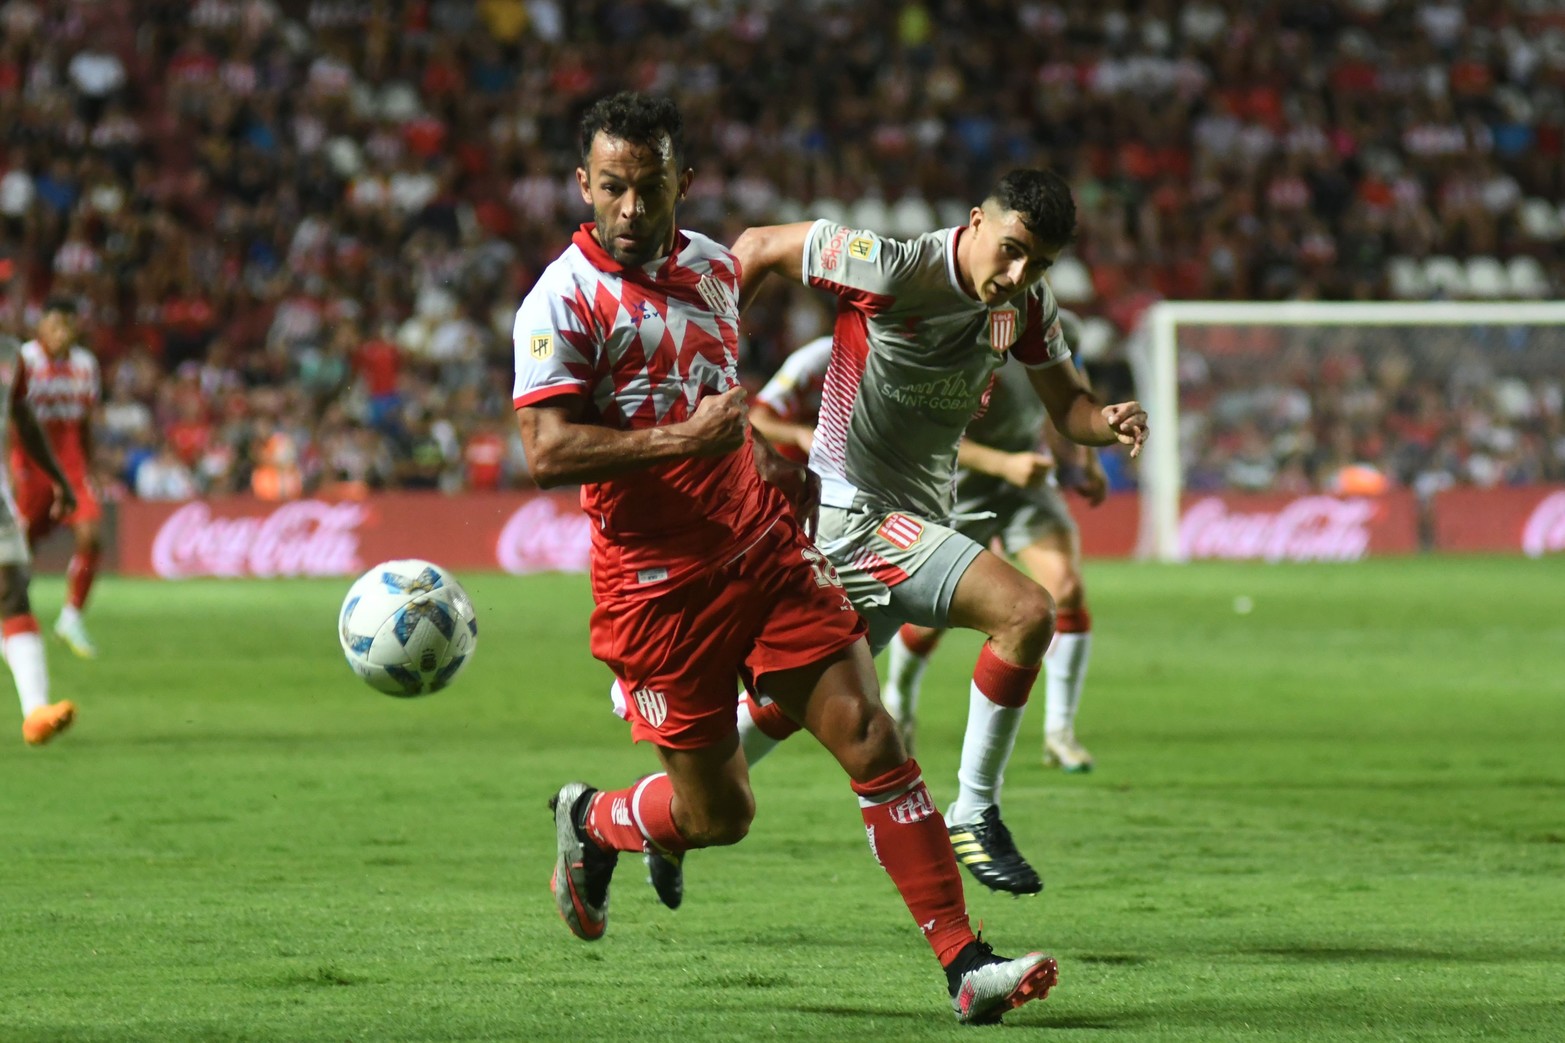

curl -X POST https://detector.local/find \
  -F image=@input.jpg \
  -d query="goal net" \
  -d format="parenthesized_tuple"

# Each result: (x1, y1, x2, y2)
(1132, 301, 1565, 562)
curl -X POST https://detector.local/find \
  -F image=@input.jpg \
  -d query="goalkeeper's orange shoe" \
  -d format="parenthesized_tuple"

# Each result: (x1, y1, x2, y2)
(23, 701, 76, 746)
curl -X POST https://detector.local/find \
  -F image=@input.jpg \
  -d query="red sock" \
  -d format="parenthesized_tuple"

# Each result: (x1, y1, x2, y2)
(898, 624, 943, 657)
(3, 613, 39, 638)
(67, 547, 100, 611)
(583, 773, 690, 856)
(853, 758, 975, 966)
(744, 693, 802, 740)
(973, 642, 1040, 708)
(1055, 607, 1091, 634)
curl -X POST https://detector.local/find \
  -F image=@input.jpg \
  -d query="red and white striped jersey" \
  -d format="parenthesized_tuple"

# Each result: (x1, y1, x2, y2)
(801, 220, 1070, 520)
(14, 340, 98, 476)
(513, 224, 788, 601)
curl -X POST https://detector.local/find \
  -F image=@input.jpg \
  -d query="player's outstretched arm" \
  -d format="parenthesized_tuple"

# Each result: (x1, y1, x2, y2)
(731, 222, 816, 313)
(957, 438, 1054, 490)
(12, 398, 78, 518)
(517, 387, 747, 488)
(748, 401, 815, 457)
(1026, 362, 1148, 459)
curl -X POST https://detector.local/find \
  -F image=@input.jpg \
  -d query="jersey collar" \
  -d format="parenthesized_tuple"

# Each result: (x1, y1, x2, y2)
(572, 223, 690, 279)
(945, 226, 976, 301)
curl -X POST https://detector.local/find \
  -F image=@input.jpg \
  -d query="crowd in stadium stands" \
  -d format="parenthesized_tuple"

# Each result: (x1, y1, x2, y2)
(0, 0, 1562, 502)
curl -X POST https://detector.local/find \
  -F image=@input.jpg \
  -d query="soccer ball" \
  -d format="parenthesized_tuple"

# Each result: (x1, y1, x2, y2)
(338, 559, 478, 697)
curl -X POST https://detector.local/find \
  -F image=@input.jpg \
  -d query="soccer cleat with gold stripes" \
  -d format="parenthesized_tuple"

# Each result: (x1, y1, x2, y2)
(947, 805, 1042, 895)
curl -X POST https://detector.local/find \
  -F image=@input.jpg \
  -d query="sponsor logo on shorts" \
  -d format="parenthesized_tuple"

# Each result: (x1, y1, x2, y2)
(990, 307, 1018, 352)
(888, 785, 936, 825)
(847, 235, 880, 262)
(876, 513, 924, 550)
(632, 687, 668, 729)
(636, 567, 669, 584)
(528, 331, 554, 360)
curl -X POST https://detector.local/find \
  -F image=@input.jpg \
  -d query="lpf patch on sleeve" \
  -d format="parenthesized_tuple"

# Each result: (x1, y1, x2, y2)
(847, 235, 880, 263)
(528, 331, 554, 360)
(875, 512, 924, 550)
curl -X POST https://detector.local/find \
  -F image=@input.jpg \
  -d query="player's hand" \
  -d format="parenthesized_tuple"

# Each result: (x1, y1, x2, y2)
(685, 386, 748, 456)
(1070, 453, 1109, 507)
(51, 482, 78, 521)
(1000, 451, 1054, 489)
(753, 435, 821, 536)
(1102, 401, 1148, 459)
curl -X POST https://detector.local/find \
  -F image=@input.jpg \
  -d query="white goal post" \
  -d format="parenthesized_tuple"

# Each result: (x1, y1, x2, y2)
(1134, 300, 1565, 562)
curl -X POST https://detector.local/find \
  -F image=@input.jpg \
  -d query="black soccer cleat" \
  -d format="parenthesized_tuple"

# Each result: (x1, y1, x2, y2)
(644, 844, 684, 910)
(948, 805, 1043, 896)
(945, 935, 1059, 1024)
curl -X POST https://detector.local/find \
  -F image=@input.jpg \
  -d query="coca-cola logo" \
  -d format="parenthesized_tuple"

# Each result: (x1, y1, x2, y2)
(1521, 491, 1565, 558)
(151, 500, 368, 578)
(496, 496, 592, 575)
(1179, 496, 1378, 562)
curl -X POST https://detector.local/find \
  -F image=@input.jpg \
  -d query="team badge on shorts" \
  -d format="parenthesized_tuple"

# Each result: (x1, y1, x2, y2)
(989, 307, 1018, 352)
(529, 331, 554, 360)
(876, 513, 924, 550)
(632, 687, 668, 729)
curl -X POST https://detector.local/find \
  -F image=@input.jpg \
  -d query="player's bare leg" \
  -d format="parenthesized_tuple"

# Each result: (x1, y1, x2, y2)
(761, 639, 1056, 1022)
(1, 564, 75, 746)
(55, 520, 100, 659)
(941, 550, 1054, 894)
(1016, 531, 1094, 773)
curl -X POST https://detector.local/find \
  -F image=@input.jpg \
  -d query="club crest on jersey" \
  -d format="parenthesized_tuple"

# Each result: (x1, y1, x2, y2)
(989, 307, 1018, 352)
(876, 513, 924, 550)
(696, 274, 735, 317)
(632, 687, 668, 729)
(847, 235, 880, 263)
(528, 331, 554, 360)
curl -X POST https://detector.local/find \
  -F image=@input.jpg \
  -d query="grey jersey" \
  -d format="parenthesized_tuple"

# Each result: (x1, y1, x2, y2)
(801, 220, 1070, 520)
(0, 336, 18, 462)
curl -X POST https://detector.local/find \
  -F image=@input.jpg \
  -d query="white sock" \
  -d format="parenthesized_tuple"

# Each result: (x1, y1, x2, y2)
(1044, 631, 1092, 734)
(736, 696, 782, 766)
(58, 603, 81, 626)
(881, 629, 930, 732)
(947, 683, 1024, 825)
(5, 629, 50, 715)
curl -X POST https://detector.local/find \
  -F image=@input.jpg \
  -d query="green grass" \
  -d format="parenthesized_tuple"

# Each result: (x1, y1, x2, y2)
(2, 557, 1563, 1042)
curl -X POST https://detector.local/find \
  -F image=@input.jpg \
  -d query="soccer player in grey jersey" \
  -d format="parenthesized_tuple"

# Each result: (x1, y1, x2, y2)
(886, 311, 1108, 774)
(730, 170, 1147, 895)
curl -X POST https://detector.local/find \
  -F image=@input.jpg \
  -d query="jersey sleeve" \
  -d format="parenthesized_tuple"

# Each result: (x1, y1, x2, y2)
(512, 277, 597, 409)
(755, 336, 832, 420)
(800, 220, 909, 306)
(1013, 285, 1072, 368)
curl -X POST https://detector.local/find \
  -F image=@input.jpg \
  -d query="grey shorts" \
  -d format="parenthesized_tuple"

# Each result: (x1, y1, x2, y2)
(952, 482, 1077, 556)
(814, 505, 984, 654)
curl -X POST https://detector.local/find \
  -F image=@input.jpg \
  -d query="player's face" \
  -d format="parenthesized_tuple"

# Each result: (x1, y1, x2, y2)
(38, 311, 76, 355)
(965, 205, 1062, 305)
(577, 132, 693, 268)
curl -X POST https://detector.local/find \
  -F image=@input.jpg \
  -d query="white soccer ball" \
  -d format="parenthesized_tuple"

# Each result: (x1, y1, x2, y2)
(338, 559, 478, 697)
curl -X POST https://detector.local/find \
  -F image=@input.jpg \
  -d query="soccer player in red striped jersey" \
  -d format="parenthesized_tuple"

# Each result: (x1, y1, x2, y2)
(12, 298, 103, 658)
(515, 92, 1057, 1024)
(731, 172, 1147, 896)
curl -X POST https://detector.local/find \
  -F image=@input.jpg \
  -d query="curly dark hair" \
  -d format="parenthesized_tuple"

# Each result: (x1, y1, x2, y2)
(578, 91, 686, 168)
(987, 169, 1077, 246)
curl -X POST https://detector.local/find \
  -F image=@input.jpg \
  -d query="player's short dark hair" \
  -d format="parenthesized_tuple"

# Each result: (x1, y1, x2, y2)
(986, 169, 1077, 246)
(578, 91, 685, 169)
(42, 295, 78, 317)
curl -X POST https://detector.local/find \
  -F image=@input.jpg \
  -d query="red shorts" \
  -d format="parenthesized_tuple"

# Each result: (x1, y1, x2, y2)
(14, 468, 100, 540)
(590, 515, 866, 749)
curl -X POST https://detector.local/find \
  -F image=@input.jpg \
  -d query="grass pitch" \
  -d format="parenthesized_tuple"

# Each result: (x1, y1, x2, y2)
(2, 557, 1562, 1042)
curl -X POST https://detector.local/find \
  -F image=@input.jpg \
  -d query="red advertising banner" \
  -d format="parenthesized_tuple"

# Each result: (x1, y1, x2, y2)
(116, 492, 593, 579)
(1177, 491, 1420, 561)
(1431, 484, 1565, 556)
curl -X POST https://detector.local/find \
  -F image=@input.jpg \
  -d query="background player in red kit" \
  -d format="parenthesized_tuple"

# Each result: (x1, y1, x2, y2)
(12, 298, 102, 659)
(513, 91, 1058, 1024)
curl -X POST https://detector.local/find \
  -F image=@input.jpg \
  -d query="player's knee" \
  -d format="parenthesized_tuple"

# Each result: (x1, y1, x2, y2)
(993, 583, 1056, 657)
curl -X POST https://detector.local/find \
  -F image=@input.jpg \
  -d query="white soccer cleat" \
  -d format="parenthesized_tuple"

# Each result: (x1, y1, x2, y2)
(1044, 727, 1093, 773)
(53, 613, 97, 659)
(946, 939, 1059, 1024)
